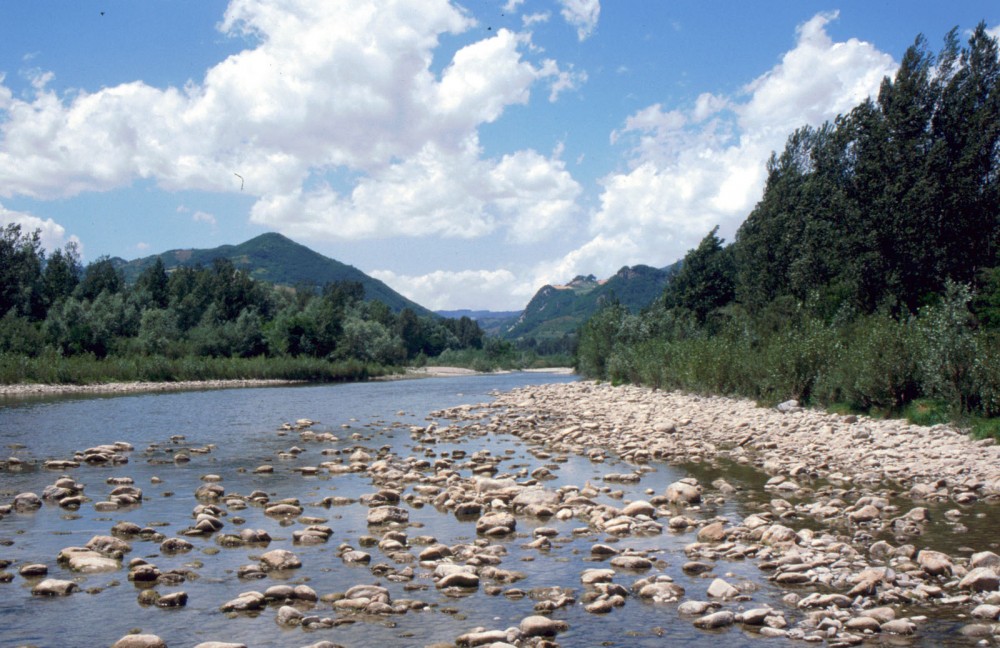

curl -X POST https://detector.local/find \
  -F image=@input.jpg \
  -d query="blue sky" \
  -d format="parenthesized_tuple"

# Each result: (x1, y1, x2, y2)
(1, 1, 997, 311)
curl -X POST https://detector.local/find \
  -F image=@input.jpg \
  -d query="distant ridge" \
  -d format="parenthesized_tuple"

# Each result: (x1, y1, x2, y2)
(503, 262, 679, 340)
(114, 232, 434, 316)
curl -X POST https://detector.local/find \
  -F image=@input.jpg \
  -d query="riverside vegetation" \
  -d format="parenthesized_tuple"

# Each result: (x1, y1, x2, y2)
(0, 228, 560, 384)
(577, 24, 1000, 439)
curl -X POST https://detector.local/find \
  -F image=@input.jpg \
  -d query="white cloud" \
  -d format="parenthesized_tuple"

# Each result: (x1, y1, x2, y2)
(136, 242, 151, 251)
(546, 12, 896, 281)
(502, 0, 525, 14)
(0, 202, 80, 253)
(0, 1, 581, 256)
(370, 267, 529, 311)
(249, 135, 580, 243)
(558, 0, 600, 41)
(522, 12, 550, 29)
(192, 210, 217, 226)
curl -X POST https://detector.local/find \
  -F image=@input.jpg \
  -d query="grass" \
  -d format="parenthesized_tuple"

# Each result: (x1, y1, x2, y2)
(0, 352, 396, 385)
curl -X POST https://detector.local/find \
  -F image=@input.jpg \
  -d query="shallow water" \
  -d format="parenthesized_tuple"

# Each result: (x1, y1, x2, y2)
(0, 374, 994, 647)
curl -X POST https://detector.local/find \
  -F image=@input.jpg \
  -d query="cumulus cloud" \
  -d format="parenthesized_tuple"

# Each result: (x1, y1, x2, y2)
(369, 267, 529, 311)
(0, 202, 80, 253)
(558, 0, 600, 41)
(250, 135, 580, 243)
(0, 1, 577, 243)
(543, 11, 896, 283)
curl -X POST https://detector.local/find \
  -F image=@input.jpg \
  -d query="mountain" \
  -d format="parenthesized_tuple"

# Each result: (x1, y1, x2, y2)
(435, 309, 522, 336)
(115, 232, 434, 316)
(503, 263, 679, 341)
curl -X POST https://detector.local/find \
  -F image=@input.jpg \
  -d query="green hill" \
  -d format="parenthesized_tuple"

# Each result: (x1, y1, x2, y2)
(504, 264, 677, 341)
(115, 232, 434, 316)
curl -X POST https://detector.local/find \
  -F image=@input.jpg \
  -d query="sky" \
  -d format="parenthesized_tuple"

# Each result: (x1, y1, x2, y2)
(1, 2, 998, 312)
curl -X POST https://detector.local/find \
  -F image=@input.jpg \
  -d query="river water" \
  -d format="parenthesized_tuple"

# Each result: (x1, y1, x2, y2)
(0, 373, 990, 647)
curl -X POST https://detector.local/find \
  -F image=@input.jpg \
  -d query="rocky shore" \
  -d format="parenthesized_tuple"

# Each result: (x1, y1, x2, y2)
(2, 378, 999, 647)
(0, 379, 301, 398)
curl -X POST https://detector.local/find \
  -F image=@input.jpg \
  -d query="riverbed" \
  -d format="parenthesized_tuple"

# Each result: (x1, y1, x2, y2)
(1, 375, 998, 647)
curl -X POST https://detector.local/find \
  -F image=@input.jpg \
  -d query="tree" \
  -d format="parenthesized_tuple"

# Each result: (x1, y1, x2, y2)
(664, 227, 735, 323)
(0, 224, 44, 319)
(42, 242, 81, 310)
(76, 256, 124, 302)
(135, 257, 169, 309)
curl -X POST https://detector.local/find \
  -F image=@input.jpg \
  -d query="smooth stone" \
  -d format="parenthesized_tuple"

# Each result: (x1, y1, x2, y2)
(32, 578, 79, 596)
(520, 615, 568, 637)
(111, 635, 167, 648)
(694, 610, 735, 629)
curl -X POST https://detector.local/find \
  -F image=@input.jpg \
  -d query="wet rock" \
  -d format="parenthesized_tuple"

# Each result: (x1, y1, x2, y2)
(160, 537, 193, 554)
(193, 643, 249, 648)
(519, 615, 568, 637)
(57, 547, 120, 573)
(706, 578, 739, 599)
(678, 600, 716, 615)
(697, 521, 727, 543)
(367, 506, 409, 526)
(260, 549, 301, 571)
(917, 549, 954, 577)
(476, 512, 516, 536)
(276, 604, 304, 625)
(694, 610, 735, 629)
(958, 567, 999, 592)
(610, 554, 652, 570)
(13, 492, 42, 512)
(110, 635, 167, 648)
(157, 591, 188, 607)
(665, 479, 701, 504)
(31, 578, 79, 596)
(19, 563, 48, 577)
(880, 619, 917, 635)
(221, 591, 266, 612)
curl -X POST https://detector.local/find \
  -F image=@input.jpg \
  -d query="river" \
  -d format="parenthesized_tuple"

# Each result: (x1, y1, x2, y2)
(0, 373, 989, 647)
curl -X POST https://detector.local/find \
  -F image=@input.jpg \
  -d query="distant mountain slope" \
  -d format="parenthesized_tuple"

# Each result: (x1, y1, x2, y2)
(435, 309, 522, 336)
(504, 263, 679, 340)
(115, 232, 434, 316)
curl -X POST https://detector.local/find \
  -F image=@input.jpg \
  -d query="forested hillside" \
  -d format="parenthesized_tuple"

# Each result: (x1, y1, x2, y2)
(0, 231, 486, 383)
(577, 25, 1000, 432)
(116, 232, 434, 316)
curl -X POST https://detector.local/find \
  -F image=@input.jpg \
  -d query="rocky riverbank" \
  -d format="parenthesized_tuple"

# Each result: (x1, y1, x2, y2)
(430, 381, 1000, 644)
(2, 377, 999, 647)
(0, 379, 301, 398)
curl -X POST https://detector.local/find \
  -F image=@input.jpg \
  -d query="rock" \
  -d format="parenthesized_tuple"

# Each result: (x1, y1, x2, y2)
(276, 605, 304, 625)
(367, 506, 409, 525)
(621, 500, 656, 517)
(519, 615, 568, 637)
(971, 551, 1000, 571)
(111, 635, 167, 648)
(958, 567, 999, 592)
(56, 547, 120, 573)
(610, 555, 652, 570)
(19, 563, 48, 577)
(193, 643, 249, 648)
(31, 578, 79, 596)
(880, 619, 916, 635)
(678, 600, 715, 615)
(706, 578, 739, 599)
(760, 524, 797, 545)
(220, 591, 266, 612)
(13, 492, 42, 512)
(694, 610, 736, 629)
(971, 604, 1000, 620)
(665, 480, 701, 504)
(917, 549, 954, 577)
(637, 581, 685, 601)
(160, 537, 194, 554)
(157, 591, 188, 607)
(697, 521, 727, 542)
(476, 512, 516, 535)
(581, 568, 615, 584)
(260, 549, 301, 571)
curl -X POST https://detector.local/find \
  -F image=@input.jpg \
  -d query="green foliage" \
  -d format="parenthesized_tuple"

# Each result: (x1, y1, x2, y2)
(575, 24, 1000, 435)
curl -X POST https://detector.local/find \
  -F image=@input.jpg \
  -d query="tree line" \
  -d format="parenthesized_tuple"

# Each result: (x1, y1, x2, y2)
(577, 24, 1000, 431)
(0, 226, 487, 380)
